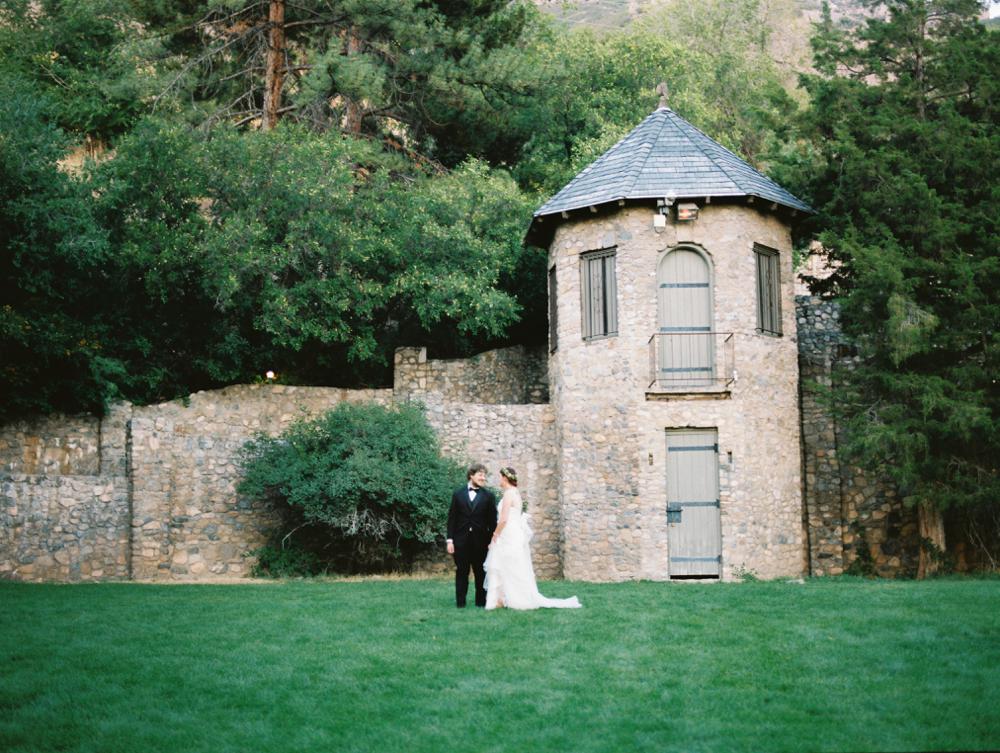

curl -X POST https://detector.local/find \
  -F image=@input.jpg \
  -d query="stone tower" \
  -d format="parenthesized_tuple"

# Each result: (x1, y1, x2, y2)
(526, 104, 813, 581)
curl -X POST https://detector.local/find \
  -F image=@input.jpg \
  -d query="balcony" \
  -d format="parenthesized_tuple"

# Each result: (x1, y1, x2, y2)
(647, 332, 735, 396)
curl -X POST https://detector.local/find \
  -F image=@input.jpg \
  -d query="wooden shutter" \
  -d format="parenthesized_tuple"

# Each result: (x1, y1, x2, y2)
(581, 248, 617, 339)
(754, 245, 782, 335)
(657, 248, 713, 385)
(603, 254, 618, 335)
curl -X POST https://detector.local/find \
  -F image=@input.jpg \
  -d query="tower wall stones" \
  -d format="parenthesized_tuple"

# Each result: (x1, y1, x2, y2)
(548, 205, 804, 581)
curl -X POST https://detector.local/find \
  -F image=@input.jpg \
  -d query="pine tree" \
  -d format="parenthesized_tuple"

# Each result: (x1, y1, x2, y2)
(784, 1, 1000, 573)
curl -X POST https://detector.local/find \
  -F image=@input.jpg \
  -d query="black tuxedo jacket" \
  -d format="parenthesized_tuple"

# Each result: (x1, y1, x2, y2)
(447, 485, 498, 549)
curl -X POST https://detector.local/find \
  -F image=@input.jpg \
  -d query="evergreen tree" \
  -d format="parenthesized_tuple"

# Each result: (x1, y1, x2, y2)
(0, 0, 175, 144)
(145, 0, 547, 166)
(781, 1, 1000, 570)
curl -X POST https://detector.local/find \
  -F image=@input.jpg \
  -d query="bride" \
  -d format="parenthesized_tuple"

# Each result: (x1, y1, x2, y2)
(484, 467, 581, 610)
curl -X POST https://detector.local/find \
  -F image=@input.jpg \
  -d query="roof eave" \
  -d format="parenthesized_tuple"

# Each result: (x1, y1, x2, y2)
(525, 193, 814, 247)
(533, 192, 813, 220)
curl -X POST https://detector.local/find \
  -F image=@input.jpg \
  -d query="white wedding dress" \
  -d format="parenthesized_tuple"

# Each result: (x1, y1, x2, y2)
(484, 488, 581, 610)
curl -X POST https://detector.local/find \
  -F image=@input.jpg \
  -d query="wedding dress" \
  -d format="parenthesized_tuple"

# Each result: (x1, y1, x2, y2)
(484, 487, 581, 610)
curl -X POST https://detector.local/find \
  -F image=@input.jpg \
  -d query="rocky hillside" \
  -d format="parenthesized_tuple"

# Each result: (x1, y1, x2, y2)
(536, 0, 874, 31)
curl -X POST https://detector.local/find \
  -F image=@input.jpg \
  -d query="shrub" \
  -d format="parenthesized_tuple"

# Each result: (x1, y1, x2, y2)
(247, 544, 319, 578)
(239, 402, 464, 573)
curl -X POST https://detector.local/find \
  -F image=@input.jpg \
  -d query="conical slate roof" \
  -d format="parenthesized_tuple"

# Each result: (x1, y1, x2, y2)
(533, 107, 812, 221)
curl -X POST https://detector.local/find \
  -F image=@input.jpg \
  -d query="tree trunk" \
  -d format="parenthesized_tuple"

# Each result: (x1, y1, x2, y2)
(917, 501, 945, 578)
(262, 0, 286, 131)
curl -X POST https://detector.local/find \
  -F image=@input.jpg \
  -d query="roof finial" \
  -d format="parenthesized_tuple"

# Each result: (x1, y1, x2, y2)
(655, 82, 669, 109)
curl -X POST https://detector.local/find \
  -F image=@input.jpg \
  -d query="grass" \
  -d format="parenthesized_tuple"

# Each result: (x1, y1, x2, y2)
(1, 577, 998, 753)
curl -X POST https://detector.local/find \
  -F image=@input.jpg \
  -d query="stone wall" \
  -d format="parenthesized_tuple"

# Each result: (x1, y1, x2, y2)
(128, 384, 395, 579)
(0, 413, 102, 476)
(796, 296, 919, 577)
(1, 292, 928, 583)
(0, 475, 129, 580)
(395, 345, 548, 404)
(0, 401, 133, 580)
(1, 345, 560, 582)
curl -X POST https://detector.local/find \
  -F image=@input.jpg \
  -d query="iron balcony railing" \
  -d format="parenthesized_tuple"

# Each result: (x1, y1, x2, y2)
(647, 332, 735, 390)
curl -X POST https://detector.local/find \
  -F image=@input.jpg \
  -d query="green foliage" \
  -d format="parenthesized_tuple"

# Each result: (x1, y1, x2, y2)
(512, 19, 799, 195)
(92, 120, 538, 406)
(0, 0, 175, 142)
(732, 563, 761, 582)
(844, 522, 878, 577)
(778, 1, 1000, 511)
(3, 103, 541, 418)
(0, 77, 117, 419)
(141, 0, 548, 166)
(238, 402, 465, 572)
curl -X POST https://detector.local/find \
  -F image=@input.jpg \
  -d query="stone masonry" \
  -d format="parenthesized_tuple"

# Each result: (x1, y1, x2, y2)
(0, 401, 133, 581)
(548, 205, 804, 581)
(2, 292, 918, 583)
(1, 346, 559, 581)
(797, 296, 919, 577)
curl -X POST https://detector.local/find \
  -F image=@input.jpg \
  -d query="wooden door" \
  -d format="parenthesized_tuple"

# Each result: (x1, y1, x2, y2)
(666, 429, 721, 577)
(657, 248, 713, 387)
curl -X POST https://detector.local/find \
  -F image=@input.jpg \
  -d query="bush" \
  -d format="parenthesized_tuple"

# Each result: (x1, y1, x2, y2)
(247, 544, 320, 578)
(238, 401, 464, 573)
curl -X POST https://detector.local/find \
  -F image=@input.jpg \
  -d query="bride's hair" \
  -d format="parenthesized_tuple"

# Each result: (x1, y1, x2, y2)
(499, 466, 518, 486)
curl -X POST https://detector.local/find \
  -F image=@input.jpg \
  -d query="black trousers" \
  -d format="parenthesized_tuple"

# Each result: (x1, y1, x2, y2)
(453, 539, 488, 607)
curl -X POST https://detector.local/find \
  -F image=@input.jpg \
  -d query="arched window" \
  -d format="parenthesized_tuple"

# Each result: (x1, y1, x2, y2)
(656, 246, 714, 386)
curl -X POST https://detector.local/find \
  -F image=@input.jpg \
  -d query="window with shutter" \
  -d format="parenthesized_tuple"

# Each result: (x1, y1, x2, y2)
(580, 248, 618, 340)
(754, 244, 782, 336)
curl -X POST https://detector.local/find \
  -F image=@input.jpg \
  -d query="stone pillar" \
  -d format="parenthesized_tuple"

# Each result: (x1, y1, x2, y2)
(394, 346, 428, 401)
(796, 296, 847, 574)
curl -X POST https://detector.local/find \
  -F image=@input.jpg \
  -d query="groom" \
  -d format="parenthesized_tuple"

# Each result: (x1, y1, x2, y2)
(446, 463, 497, 608)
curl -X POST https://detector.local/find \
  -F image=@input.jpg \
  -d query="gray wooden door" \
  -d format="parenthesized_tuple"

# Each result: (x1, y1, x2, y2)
(657, 249, 713, 386)
(666, 429, 721, 577)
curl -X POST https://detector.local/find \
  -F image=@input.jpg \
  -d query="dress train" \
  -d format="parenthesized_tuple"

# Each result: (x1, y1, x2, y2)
(484, 488, 581, 610)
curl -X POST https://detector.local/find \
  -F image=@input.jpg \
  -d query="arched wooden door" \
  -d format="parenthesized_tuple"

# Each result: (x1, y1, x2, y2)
(657, 248, 714, 387)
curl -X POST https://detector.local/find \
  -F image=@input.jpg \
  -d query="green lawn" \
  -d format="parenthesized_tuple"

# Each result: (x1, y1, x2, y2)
(1, 578, 998, 753)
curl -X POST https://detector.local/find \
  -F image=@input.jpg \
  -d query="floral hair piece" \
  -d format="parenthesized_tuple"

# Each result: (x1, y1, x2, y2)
(499, 466, 518, 485)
